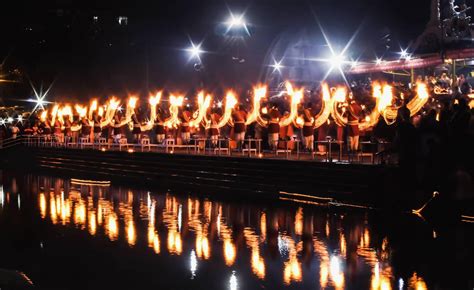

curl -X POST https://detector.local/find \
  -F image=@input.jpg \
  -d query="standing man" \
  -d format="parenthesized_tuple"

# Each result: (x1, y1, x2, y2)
(209, 110, 221, 147)
(302, 103, 315, 152)
(347, 99, 362, 152)
(131, 112, 141, 143)
(154, 108, 166, 144)
(267, 105, 280, 151)
(180, 108, 191, 144)
(232, 104, 247, 150)
(93, 112, 102, 143)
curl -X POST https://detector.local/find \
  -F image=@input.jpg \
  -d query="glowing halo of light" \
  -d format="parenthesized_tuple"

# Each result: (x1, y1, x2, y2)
(314, 83, 333, 129)
(140, 92, 162, 131)
(407, 82, 429, 116)
(279, 82, 303, 127)
(164, 95, 184, 129)
(245, 86, 267, 126)
(216, 91, 238, 129)
(189, 91, 211, 128)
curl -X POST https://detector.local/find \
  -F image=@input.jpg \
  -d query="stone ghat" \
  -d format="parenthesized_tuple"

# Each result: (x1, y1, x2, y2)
(2, 146, 407, 209)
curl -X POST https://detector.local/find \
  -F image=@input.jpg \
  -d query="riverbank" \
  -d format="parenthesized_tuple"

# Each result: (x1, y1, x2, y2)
(1, 145, 428, 210)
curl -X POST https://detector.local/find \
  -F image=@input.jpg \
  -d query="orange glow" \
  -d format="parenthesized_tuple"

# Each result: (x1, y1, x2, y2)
(314, 83, 333, 128)
(407, 82, 430, 116)
(294, 207, 303, 236)
(224, 239, 236, 266)
(40, 111, 48, 122)
(408, 272, 427, 290)
(39, 193, 47, 218)
(217, 91, 238, 128)
(189, 91, 211, 127)
(280, 82, 303, 127)
(74, 199, 86, 229)
(88, 211, 97, 236)
(126, 220, 137, 246)
(246, 86, 267, 126)
(106, 213, 119, 241)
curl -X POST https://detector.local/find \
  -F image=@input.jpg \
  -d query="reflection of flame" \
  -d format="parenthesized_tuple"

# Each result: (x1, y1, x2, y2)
(294, 207, 303, 236)
(126, 220, 136, 246)
(167, 230, 183, 255)
(74, 199, 86, 229)
(408, 272, 427, 290)
(39, 193, 47, 218)
(224, 240, 236, 266)
(88, 211, 97, 236)
(244, 228, 265, 279)
(282, 235, 302, 285)
(107, 213, 119, 241)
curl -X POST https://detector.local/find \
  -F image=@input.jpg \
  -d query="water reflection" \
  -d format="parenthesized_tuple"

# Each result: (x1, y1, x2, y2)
(0, 174, 458, 289)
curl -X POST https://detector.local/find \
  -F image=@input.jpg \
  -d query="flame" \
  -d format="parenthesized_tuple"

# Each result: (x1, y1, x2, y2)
(246, 86, 267, 126)
(88, 99, 98, 120)
(407, 82, 429, 116)
(40, 111, 48, 122)
(128, 97, 138, 109)
(189, 91, 211, 127)
(217, 91, 238, 128)
(314, 83, 333, 128)
(75, 105, 87, 118)
(98, 107, 104, 117)
(331, 86, 348, 126)
(164, 95, 184, 128)
(141, 92, 162, 131)
(100, 97, 120, 127)
(280, 82, 303, 127)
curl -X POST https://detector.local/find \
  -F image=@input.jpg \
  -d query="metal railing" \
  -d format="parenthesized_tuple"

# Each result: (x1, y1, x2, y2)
(0, 134, 390, 164)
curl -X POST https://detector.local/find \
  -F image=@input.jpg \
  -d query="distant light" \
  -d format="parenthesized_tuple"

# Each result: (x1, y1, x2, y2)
(7, 117, 13, 123)
(190, 250, 197, 278)
(117, 16, 128, 25)
(229, 271, 238, 290)
(271, 59, 283, 73)
(117, 106, 124, 112)
(224, 12, 249, 36)
(17, 115, 23, 122)
(330, 54, 345, 70)
(226, 13, 246, 29)
(376, 58, 383, 65)
(398, 278, 404, 290)
(0, 119, 4, 125)
(400, 49, 408, 59)
(405, 54, 412, 61)
(217, 101, 223, 108)
(127, 148, 134, 153)
(187, 41, 203, 61)
(351, 60, 358, 68)
(27, 82, 53, 113)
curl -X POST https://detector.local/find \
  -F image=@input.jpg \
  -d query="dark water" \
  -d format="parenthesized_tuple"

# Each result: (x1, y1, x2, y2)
(0, 172, 473, 290)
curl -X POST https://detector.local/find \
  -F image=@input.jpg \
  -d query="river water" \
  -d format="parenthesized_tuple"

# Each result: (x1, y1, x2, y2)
(0, 171, 472, 289)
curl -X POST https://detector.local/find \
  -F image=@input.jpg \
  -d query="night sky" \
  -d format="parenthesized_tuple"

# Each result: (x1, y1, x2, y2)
(0, 0, 471, 102)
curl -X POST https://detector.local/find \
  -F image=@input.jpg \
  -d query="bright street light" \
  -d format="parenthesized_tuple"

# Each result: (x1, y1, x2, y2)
(329, 54, 345, 70)
(271, 59, 283, 73)
(224, 12, 250, 36)
(187, 42, 203, 61)
(226, 13, 246, 29)
(376, 58, 383, 65)
(400, 49, 408, 59)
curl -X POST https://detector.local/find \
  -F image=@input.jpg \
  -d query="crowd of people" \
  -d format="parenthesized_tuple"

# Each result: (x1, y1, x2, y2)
(1, 77, 473, 169)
